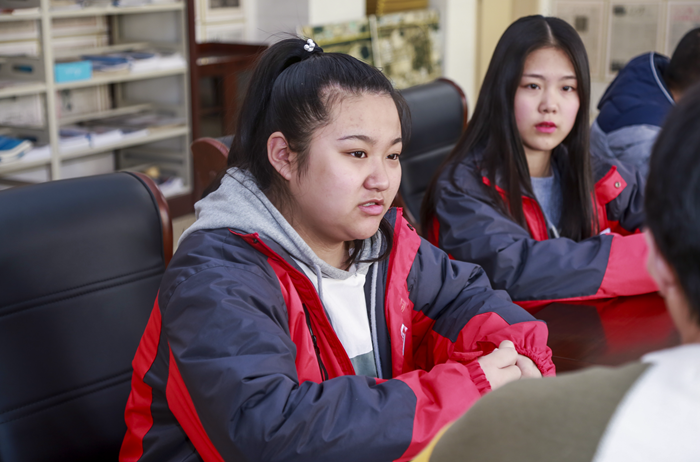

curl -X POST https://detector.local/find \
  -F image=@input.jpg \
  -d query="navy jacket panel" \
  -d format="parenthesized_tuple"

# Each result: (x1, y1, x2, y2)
(596, 52, 674, 134)
(431, 154, 655, 307)
(407, 238, 532, 343)
(121, 210, 555, 462)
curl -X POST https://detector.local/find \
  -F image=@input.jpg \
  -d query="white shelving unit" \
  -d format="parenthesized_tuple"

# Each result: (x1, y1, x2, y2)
(0, 0, 192, 199)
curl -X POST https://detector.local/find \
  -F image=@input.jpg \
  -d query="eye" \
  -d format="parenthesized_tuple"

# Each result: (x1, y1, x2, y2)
(387, 153, 400, 160)
(349, 151, 367, 158)
(563, 85, 576, 92)
(525, 83, 540, 90)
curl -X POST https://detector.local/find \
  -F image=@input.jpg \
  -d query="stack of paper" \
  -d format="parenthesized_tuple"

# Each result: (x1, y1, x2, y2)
(87, 126, 123, 147)
(81, 54, 129, 74)
(81, 50, 186, 75)
(59, 126, 91, 153)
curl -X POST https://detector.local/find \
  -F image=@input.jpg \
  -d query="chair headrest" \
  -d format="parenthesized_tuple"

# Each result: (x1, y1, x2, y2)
(399, 79, 466, 159)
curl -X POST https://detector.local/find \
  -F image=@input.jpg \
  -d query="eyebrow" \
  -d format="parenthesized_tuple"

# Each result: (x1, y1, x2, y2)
(522, 73, 577, 80)
(338, 134, 403, 145)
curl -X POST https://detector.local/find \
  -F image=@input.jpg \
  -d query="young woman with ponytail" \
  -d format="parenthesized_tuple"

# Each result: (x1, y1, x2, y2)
(119, 38, 554, 462)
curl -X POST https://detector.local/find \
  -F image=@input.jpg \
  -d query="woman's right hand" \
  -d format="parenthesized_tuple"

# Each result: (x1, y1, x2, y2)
(477, 340, 522, 390)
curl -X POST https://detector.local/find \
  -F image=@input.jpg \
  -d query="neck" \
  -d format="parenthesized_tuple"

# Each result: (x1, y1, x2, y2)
(664, 286, 700, 344)
(302, 237, 348, 270)
(526, 149, 553, 177)
(274, 198, 349, 270)
(670, 87, 683, 103)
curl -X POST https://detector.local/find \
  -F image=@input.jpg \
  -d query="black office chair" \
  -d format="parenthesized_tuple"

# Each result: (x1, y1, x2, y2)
(397, 78, 468, 232)
(0, 172, 172, 462)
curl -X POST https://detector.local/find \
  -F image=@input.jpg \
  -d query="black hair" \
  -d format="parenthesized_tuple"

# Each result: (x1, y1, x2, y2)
(421, 15, 596, 241)
(215, 38, 410, 266)
(645, 82, 700, 324)
(665, 27, 700, 95)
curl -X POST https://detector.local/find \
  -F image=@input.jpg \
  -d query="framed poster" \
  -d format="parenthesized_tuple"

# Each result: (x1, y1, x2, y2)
(372, 9, 441, 89)
(666, 2, 700, 54)
(606, 2, 661, 78)
(300, 19, 374, 66)
(555, 1, 605, 79)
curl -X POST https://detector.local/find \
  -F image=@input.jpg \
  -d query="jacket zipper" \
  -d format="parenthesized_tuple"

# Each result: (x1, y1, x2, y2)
(302, 303, 329, 381)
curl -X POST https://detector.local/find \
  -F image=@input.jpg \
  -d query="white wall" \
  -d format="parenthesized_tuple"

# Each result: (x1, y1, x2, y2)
(431, 0, 478, 117)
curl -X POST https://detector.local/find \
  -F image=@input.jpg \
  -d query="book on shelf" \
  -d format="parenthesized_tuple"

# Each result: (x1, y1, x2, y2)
(21, 144, 51, 162)
(0, 135, 33, 164)
(123, 111, 186, 131)
(81, 54, 130, 74)
(86, 125, 123, 147)
(82, 50, 185, 74)
(59, 126, 91, 153)
(133, 164, 184, 197)
(119, 126, 150, 140)
(49, 0, 111, 10)
(89, 109, 185, 132)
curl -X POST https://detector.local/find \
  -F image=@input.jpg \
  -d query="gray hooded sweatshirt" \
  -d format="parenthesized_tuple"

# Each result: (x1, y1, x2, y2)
(179, 168, 384, 377)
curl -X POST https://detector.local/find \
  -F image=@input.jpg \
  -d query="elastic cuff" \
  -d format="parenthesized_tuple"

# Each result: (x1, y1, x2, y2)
(517, 348, 556, 377)
(465, 360, 491, 395)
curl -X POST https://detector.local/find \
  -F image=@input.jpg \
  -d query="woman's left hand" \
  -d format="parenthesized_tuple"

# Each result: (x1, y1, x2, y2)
(516, 354, 543, 379)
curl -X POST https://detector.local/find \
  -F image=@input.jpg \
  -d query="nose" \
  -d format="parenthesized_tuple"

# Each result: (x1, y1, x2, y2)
(540, 87, 558, 114)
(364, 157, 392, 192)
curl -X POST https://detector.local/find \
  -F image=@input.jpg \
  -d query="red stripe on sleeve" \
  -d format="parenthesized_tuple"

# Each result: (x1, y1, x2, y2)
(119, 299, 162, 462)
(165, 348, 225, 462)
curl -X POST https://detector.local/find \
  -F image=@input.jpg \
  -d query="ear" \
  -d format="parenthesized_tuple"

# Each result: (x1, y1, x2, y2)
(644, 229, 677, 297)
(267, 131, 296, 181)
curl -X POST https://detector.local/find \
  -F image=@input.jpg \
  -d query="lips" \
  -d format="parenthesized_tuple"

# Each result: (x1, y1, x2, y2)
(536, 121, 557, 133)
(359, 199, 385, 216)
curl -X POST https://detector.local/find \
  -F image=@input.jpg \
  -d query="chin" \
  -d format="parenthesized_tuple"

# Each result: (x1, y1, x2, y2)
(349, 225, 382, 242)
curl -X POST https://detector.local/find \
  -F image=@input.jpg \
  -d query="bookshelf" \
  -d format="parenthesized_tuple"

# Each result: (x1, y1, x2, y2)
(0, 0, 192, 204)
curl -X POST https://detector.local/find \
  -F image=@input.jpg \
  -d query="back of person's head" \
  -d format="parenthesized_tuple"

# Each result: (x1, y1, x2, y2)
(421, 16, 594, 241)
(665, 28, 700, 96)
(227, 37, 409, 204)
(645, 82, 700, 323)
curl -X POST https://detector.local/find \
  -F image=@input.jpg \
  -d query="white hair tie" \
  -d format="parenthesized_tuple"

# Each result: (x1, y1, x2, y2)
(303, 38, 316, 52)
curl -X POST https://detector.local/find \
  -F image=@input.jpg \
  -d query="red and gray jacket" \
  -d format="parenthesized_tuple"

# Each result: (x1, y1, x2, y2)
(428, 153, 657, 311)
(120, 208, 555, 462)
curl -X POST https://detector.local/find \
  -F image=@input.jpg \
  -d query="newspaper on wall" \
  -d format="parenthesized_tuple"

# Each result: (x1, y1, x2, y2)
(555, 1, 605, 78)
(299, 19, 374, 66)
(666, 2, 700, 54)
(607, 3, 661, 77)
(371, 9, 441, 89)
(300, 9, 442, 89)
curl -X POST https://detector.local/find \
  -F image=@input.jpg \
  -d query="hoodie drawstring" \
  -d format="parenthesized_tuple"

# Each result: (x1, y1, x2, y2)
(369, 262, 383, 379)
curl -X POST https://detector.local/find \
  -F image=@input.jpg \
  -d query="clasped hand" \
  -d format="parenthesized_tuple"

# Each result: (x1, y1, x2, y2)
(477, 340, 542, 390)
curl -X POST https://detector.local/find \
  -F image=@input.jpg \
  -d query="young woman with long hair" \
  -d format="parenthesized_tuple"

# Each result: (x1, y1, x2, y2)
(422, 16, 656, 310)
(119, 38, 554, 462)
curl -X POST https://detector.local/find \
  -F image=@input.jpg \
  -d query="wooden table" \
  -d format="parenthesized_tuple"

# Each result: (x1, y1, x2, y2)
(534, 293, 680, 373)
